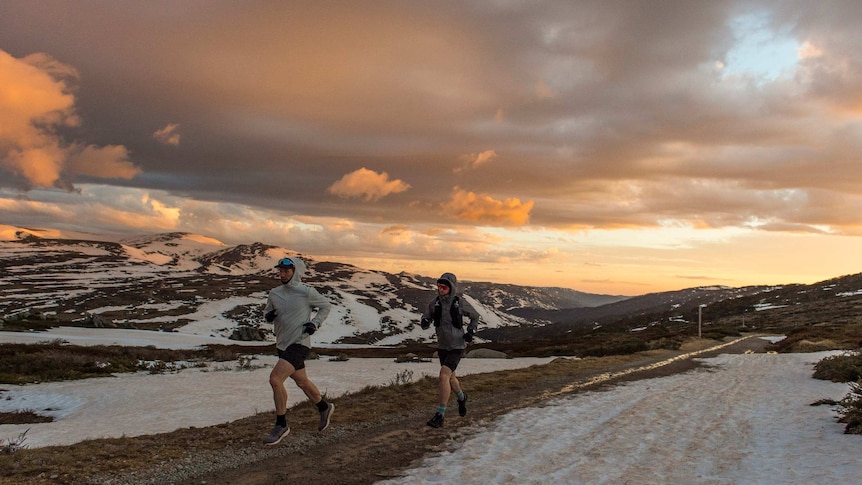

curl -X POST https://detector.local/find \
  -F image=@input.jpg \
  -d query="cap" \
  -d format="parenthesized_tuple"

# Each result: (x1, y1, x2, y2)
(275, 257, 295, 269)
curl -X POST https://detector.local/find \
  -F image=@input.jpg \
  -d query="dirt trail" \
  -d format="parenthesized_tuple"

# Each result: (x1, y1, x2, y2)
(179, 337, 769, 485)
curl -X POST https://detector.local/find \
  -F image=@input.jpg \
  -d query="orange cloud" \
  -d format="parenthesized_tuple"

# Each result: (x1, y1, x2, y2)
(327, 167, 411, 201)
(6, 145, 67, 187)
(381, 224, 409, 235)
(0, 49, 140, 189)
(472, 150, 498, 167)
(153, 123, 181, 146)
(443, 187, 534, 226)
(67, 144, 138, 179)
(456, 149, 498, 172)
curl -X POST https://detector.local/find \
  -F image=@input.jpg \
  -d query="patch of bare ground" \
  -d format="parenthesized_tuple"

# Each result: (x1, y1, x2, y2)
(0, 336, 768, 485)
(0, 411, 52, 425)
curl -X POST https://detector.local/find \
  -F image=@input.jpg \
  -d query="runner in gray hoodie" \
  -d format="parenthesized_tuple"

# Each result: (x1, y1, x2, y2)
(262, 256, 334, 445)
(420, 272, 480, 428)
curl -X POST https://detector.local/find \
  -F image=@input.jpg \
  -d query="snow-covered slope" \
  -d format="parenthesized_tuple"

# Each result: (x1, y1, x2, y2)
(0, 227, 624, 346)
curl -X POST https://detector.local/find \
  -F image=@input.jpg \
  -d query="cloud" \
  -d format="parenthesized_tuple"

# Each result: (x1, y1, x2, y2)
(456, 149, 498, 173)
(442, 187, 534, 226)
(0, 185, 178, 234)
(0, 50, 77, 186)
(381, 224, 409, 235)
(67, 144, 138, 179)
(327, 167, 411, 201)
(153, 123, 181, 146)
(0, 49, 140, 189)
(0, 194, 75, 221)
(798, 41, 823, 60)
(471, 150, 498, 168)
(5, 145, 68, 188)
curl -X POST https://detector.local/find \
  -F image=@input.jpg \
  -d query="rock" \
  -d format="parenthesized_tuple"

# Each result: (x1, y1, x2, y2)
(90, 314, 117, 328)
(465, 348, 509, 359)
(229, 326, 265, 341)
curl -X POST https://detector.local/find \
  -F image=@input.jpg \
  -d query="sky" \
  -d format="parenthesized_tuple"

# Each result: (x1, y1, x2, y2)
(2, 1, 862, 295)
(0, 330, 857, 483)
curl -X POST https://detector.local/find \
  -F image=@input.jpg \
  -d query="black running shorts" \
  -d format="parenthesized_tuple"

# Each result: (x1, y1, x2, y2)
(277, 343, 310, 370)
(437, 348, 464, 372)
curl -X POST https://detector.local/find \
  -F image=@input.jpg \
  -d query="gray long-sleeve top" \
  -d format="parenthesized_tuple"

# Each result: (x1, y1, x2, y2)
(263, 257, 331, 350)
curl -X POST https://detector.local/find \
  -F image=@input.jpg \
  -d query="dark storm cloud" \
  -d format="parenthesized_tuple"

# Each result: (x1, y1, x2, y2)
(3, 0, 862, 234)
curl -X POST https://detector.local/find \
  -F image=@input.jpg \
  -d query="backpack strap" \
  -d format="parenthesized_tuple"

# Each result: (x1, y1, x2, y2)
(450, 296, 463, 329)
(433, 296, 463, 328)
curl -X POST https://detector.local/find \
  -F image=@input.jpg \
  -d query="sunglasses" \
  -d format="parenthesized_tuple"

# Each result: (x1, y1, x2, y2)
(276, 258, 295, 268)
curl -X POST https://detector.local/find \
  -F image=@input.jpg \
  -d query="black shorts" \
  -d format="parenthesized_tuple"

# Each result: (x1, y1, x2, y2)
(437, 348, 464, 372)
(277, 343, 310, 370)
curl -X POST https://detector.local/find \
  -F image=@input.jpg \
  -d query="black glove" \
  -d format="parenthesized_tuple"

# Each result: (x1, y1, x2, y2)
(464, 330, 474, 343)
(420, 318, 431, 330)
(265, 310, 277, 322)
(303, 322, 317, 335)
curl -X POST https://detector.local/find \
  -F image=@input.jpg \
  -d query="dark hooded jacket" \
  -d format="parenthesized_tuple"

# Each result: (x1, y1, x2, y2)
(421, 272, 480, 351)
(263, 257, 331, 350)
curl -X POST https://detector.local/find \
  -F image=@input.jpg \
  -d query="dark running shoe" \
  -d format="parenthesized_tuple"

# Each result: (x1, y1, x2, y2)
(263, 425, 290, 445)
(426, 412, 444, 428)
(458, 393, 468, 417)
(319, 402, 335, 431)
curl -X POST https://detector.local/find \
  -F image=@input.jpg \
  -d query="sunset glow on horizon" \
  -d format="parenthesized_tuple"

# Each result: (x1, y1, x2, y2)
(3, 2, 862, 296)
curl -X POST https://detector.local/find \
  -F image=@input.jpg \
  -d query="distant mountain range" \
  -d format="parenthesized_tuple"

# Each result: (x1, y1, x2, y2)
(2, 225, 861, 345)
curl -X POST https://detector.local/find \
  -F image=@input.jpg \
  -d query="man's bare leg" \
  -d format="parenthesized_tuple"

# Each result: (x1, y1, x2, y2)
(290, 367, 322, 404)
(270, 358, 296, 414)
(438, 366, 454, 406)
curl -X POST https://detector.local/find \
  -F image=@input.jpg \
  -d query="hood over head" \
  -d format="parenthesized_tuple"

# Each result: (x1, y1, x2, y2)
(275, 256, 307, 284)
(436, 272, 457, 293)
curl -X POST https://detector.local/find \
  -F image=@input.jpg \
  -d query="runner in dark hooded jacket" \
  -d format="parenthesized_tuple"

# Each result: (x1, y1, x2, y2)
(420, 272, 480, 428)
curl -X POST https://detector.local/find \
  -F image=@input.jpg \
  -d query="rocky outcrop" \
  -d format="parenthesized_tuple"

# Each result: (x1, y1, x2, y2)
(466, 348, 509, 359)
(230, 325, 266, 341)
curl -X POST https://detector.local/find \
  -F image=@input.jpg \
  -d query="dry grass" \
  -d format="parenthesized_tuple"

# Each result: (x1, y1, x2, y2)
(813, 351, 862, 383)
(814, 354, 862, 435)
(0, 341, 249, 385)
(0, 411, 52, 425)
(796, 339, 845, 352)
(767, 322, 862, 353)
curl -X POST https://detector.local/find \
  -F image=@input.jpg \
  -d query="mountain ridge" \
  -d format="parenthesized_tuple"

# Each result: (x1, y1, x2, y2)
(2, 225, 861, 347)
(0, 227, 625, 346)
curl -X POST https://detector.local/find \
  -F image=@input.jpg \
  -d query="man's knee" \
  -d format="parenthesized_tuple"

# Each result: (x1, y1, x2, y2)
(269, 372, 286, 389)
(270, 363, 293, 388)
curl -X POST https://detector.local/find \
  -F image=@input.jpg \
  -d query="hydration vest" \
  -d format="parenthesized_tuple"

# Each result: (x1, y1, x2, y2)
(433, 296, 464, 329)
